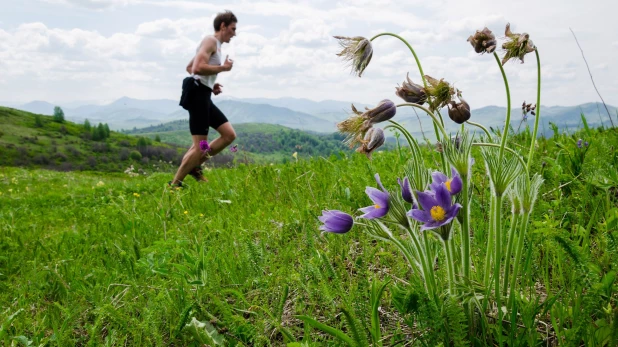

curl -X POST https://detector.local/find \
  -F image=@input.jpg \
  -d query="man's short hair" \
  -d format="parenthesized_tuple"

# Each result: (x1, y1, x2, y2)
(214, 10, 237, 32)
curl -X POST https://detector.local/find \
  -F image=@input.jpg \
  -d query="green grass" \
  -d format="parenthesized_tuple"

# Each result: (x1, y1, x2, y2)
(1, 123, 618, 345)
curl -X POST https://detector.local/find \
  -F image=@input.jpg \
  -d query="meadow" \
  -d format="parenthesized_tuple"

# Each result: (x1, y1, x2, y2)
(1, 122, 617, 346)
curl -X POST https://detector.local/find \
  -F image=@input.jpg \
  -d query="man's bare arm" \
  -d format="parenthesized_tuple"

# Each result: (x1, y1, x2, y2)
(191, 37, 231, 75)
(186, 58, 194, 74)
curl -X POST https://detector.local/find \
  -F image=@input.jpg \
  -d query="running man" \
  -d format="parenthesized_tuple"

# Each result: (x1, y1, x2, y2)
(171, 10, 238, 186)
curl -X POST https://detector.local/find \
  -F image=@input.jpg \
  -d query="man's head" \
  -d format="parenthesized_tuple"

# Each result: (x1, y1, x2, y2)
(214, 10, 237, 43)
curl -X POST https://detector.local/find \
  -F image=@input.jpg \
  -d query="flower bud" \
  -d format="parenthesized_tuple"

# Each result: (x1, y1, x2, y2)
(501, 23, 535, 65)
(337, 100, 395, 148)
(334, 36, 373, 77)
(447, 91, 470, 124)
(365, 99, 396, 124)
(357, 127, 385, 159)
(424, 75, 455, 111)
(467, 27, 497, 54)
(521, 101, 536, 121)
(395, 73, 427, 105)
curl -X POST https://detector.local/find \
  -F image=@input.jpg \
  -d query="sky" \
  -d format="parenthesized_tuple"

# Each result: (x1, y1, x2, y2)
(0, 0, 617, 108)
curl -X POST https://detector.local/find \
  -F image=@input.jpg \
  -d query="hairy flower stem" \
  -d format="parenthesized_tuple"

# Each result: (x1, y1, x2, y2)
(466, 120, 492, 139)
(423, 231, 438, 299)
(370, 32, 446, 159)
(435, 111, 448, 174)
(509, 212, 530, 309)
(484, 196, 496, 289)
(370, 33, 428, 90)
(448, 232, 459, 276)
(461, 174, 472, 280)
(396, 104, 449, 139)
(493, 52, 512, 162)
(384, 120, 422, 160)
(403, 224, 437, 298)
(502, 212, 520, 296)
(526, 49, 541, 172)
(443, 239, 456, 295)
(389, 236, 426, 284)
(396, 103, 450, 173)
(493, 194, 504, 346)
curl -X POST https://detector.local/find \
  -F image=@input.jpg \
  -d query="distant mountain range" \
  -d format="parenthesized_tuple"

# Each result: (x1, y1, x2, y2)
(4, 97, 617, 138)
(8, 97, 366, 133)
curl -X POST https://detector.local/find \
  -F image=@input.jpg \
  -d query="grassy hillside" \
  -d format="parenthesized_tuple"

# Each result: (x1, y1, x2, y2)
(126, 120, 356, 163)
(0, 106, 185, 173)
(1, 123, 618, 345)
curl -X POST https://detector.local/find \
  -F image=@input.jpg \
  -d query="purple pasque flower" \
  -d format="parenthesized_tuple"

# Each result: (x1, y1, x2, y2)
(397, 177, 415, 205)
(199, 140, 211, 153)
(230, 144, 238, 152)
(429, 168, 462, 195)
(408, 184, 461, 231)
(318, 210, 354, 234)
(576, 139, 589, 149)
(359, 174, 390, 219)
(374, 173, 387, 192)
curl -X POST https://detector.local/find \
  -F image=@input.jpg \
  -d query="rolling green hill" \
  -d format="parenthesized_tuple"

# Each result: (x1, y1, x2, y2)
(0, 106, 185, 173)
(0, 107, 360, 171)
(125, 120, 356, 164)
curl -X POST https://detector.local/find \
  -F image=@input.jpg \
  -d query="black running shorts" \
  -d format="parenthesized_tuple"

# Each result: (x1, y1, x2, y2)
(179, 77, 228, 136)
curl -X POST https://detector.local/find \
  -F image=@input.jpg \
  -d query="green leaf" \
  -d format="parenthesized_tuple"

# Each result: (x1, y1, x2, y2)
(277, 284, 289, 321)
(370, 279, 389, 346)
(341, 307, 368, 347)
(296, 315, 355, 346)
(184, 317, 225, 345)
(0, 309, 24, 340)
(174, 304, 193, 338)
(580, 113, 592, 138)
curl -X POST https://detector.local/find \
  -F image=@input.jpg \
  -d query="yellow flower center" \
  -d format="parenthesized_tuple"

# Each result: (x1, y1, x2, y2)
(374, 204, 381, 209)
(430, 206, 446, 221)
(445, 179, 452, 192)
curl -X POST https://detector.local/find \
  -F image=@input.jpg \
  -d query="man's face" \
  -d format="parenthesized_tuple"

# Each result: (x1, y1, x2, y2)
(220, 22, 237, 43)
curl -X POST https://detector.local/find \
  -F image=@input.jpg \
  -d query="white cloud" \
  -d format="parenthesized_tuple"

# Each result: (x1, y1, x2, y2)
(2, 0, 617, 108)
(40, 0, 139, 9)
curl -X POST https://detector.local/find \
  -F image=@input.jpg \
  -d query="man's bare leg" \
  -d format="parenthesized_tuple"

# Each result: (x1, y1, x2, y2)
(172, 134, 208, 184)
(207, 122, 237, 157)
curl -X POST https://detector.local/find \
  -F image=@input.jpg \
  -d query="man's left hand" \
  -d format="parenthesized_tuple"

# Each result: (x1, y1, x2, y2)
(213, 83, 223, 95)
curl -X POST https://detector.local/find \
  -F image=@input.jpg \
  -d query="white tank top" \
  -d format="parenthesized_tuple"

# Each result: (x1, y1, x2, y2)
(194, 36, 221, 89)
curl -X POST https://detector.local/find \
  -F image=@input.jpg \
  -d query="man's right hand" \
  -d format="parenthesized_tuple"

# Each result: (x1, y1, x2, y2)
(222, 55, 234, 71)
